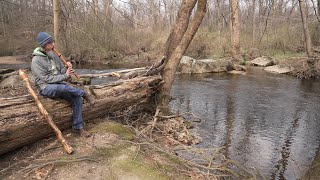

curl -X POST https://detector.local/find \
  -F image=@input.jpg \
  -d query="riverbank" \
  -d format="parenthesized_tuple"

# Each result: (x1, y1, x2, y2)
(1, 49, 319, 79)
(1, 53, 320, 179)
(0, 119, 191, 180)
(0, 66, 263, 179)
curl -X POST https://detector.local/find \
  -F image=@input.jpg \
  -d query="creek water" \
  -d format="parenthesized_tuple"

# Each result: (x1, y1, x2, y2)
(4, 62, 320, 179)
(77, 64, 320, 179)
(170, 67, 320, 179)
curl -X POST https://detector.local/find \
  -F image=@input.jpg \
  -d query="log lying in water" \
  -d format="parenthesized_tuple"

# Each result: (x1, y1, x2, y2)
(0, 75, 162, 155)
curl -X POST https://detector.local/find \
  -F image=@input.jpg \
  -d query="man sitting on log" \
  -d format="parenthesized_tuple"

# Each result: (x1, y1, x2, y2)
(31, 32, 94, 137)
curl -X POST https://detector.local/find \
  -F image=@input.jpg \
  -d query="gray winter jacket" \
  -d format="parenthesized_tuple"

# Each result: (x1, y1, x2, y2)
(31, 47, 68, 90)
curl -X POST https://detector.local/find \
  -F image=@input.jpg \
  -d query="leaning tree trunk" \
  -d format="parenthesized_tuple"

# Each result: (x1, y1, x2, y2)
(318, 0, 320, 16)
(230, 0, 240, 58)
(163, 0, 197, 59)
(53, 0, 60, 48)
(158, 0, 207, 110)
(299, 0, 313, 57)
(0, 75, 161, 155)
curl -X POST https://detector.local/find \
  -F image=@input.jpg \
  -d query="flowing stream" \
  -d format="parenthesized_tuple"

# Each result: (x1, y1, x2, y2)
(170, 67, 320, 179)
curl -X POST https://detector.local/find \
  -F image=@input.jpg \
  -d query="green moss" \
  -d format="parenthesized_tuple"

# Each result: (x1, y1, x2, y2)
(111, 152, 187, 180)
(184, 121, 194, 129)
(93, 142, 128, 159)
(95, 146, 121, 158)
(239, 60, 248, 66)
(90, 121, 135, 141)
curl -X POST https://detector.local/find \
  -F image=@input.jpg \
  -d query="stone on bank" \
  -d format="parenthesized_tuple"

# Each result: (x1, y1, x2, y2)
(264, 64, 294, 74)
(178, 56, 245, 74)
(250, 56, 276, 67)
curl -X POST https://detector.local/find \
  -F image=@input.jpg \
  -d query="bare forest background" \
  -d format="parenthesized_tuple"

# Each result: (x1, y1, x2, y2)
(0, 0, 320, 63)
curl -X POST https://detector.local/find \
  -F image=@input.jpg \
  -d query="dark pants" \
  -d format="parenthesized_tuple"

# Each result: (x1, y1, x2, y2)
(41, 83, 84, 129)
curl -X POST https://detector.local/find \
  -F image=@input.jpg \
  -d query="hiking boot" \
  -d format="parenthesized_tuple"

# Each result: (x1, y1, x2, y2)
(83, 92, 96, 106)
(72, 128, 91, 138)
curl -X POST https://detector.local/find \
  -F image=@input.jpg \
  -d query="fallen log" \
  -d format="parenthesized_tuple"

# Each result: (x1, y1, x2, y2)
(0, 75, 162, 155)
(79, 67, 148, 78)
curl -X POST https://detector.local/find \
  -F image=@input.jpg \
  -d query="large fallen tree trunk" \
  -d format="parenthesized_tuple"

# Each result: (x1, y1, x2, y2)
(0, 75, 162, 155)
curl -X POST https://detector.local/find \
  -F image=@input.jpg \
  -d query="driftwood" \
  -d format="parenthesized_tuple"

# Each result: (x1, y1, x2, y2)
(19, 70, 74, 154)
(0, 74, 162, 155)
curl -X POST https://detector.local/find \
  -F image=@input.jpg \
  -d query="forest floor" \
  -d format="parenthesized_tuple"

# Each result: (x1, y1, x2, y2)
(0, 119, 193, 180)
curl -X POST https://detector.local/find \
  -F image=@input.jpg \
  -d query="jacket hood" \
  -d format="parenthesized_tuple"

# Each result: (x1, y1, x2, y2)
(32, 47, 47, 57)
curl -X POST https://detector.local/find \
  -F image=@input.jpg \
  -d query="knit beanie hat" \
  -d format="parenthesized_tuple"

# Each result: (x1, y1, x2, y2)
(36, 32, 54, 47)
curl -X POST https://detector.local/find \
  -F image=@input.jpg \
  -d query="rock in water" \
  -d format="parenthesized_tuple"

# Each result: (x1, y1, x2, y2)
(179, 56, 232, 74)
(250, 56, 275, 67)
(264, 65, 294, 74)
(179, 56, 195, 73)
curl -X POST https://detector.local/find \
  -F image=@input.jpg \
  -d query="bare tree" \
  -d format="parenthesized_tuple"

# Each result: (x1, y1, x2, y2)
(298, 0, 312, 57)
(53, 0, 60, 49)
(318, 0, 320, 15)
(0, 1, 6, 38)
(230, 0, 240, 58)
(158, 0, 207, 110)
(252, 0, 256, 46)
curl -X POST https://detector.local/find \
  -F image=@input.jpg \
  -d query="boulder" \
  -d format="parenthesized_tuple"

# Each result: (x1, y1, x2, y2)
(179, 56, 232, 74)
(250, 56, 275, 67)
(264, 65, 294, 74)
(233, 64, 247, 71)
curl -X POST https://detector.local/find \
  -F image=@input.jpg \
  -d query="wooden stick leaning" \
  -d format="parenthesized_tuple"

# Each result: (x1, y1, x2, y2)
(19, 70, 74, 154)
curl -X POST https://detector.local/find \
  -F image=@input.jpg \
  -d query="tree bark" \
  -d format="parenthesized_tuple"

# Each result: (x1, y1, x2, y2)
(299, 0, 313, 57)
(159, 0, 207, 109)
(53, 0, 60, 49)
(230, 0, 240, 58)
(318, 0, 320, 15)
(163, 0, 197, 60)
(0, 1, 6, 38)
(217, 0, 222, 47)
(252, 0, 256, 47)
(0, 75, 162, 155)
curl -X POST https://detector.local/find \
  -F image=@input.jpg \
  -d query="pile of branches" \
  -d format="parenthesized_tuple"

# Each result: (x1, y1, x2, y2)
(295, 57, 320, 79)
(109, 108, 263, 179)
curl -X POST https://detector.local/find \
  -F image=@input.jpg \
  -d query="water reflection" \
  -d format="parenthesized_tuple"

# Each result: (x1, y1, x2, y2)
(170, 68, 320, 179)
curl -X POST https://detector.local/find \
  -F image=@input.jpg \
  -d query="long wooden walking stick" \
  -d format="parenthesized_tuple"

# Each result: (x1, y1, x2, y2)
(52, 48, 80, 79)
(19, 70, 74, 154)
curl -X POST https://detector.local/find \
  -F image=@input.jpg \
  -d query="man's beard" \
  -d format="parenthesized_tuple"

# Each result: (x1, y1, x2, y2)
(46, 50, 55, 59)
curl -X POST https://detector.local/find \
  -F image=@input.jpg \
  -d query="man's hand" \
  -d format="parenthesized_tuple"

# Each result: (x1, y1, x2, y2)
(66, 62, 72, 68)
(66, 66, 75, 77)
